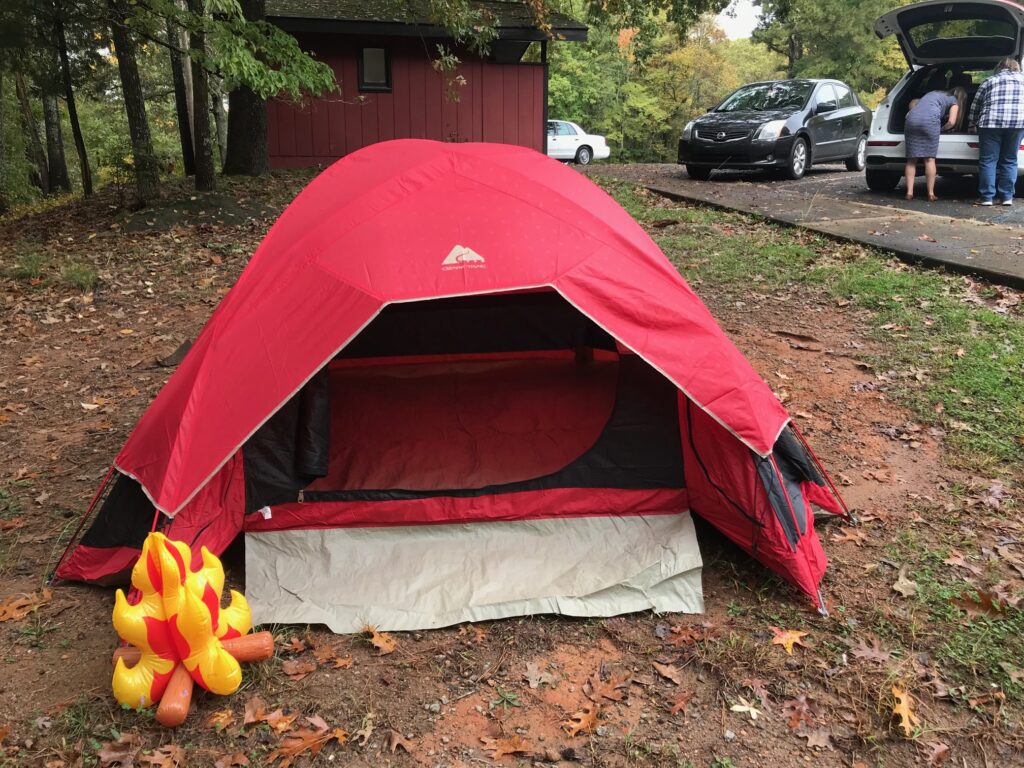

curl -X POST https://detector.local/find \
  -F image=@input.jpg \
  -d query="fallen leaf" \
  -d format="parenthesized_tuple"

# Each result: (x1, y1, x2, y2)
(139, 745, 186, 767)
(583, 671, 630, 702)
(214, 753, 249, 768)
(267, 719, 347, 767)
(943, 550, 983, 577)
(524, 661, 558, 689)
(851, 635, 892, 664)
(0, 589, 52, 622)
(480, 735, 531, 758)
(770, 627, 809, 654)
(740, 677, 771, 708)
(353, 712, 374, 746)
(730, 697, 762, 720)
(281, 657, 316, 681)
(281, 637, 307, 654)
(0, 518, 24, 532)
(918, 233, 937, 242)
(563, 704, 600, 736)
(832, 528, 868, 546)
(361, 625, 396, 655)
(798, 725, 833, 750)
(205, 709, 235, 731)
(892, 566, 918, 598)
(892, 685, 921, 737)
(243, 696, 297, 733)
(668, 690, 694, 715)
(388, 730, 414, 754)
(332, 655, 353, 669)
(96, 733, 143, 767)
(925, 741, 950, 767)
(782, 696, 820, 729)
(652, 661, 683, 685)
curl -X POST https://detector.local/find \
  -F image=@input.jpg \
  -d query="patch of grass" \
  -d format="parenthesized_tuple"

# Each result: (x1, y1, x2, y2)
(600, 179, 1024, 475)
(10, 250, 49, 282)
(59, 261, 98, 292)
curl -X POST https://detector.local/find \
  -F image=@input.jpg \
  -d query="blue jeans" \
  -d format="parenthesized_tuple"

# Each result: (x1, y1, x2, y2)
(978, 127, 1024, 201)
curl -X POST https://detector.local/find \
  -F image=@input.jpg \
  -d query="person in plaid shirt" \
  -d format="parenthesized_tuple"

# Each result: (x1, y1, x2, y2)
(969, 57, 1024, 205)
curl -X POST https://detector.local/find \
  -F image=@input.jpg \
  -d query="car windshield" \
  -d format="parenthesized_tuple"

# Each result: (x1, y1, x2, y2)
(716, 82, 813, 112)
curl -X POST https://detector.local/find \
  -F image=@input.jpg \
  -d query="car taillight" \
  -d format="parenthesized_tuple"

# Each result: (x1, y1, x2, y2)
(867, 140, 900, 146)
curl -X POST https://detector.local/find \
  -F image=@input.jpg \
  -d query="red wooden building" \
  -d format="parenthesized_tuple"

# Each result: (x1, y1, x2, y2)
(265, 1, 587, 169)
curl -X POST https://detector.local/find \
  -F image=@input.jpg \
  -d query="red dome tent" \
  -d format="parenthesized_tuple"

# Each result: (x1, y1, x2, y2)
(56, 140, 846, 626)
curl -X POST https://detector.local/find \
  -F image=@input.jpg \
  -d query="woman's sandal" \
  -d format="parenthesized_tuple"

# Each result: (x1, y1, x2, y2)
(928, 194, 938, 202)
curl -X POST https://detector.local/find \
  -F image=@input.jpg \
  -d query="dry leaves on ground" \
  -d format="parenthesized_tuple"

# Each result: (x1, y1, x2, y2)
(730, 697, 762, 720)
(266, 717, 347, 768)
(563, 704, 600, 737)
(138, 745, 186, 767)
(583, 670, 629, 702)
(214, 753, 249, 768)
(782, 696, 820, 730)
(388, 730, 414, 754)
(0, 589, 52, 622)
(524, 661, 558, 689)
(243, 696, 297, 733)
(281, 657, 316, 681)
(892, 685, 921, 737)
(667, 690, 694, 715)
(851, 635, 892, 664)
(652, 661, 683, 685)
(204, 709, 235, 731)
(361, 625, 396, 655)
(480, 735, 531, 758)
(770, 627, 809, 654)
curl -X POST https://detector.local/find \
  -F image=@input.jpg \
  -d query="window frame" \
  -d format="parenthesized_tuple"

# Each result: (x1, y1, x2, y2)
(358, 47, 392, 93)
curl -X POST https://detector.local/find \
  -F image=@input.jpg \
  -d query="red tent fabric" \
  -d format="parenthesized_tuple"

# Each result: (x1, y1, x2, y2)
(56, 139, 846, 606)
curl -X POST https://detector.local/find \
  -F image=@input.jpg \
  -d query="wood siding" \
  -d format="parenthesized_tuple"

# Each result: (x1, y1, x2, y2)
(268, 34, 544, 168)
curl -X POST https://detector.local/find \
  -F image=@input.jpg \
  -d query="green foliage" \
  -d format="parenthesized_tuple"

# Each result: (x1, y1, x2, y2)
(60, 261, 98, 291)
(550, 15, 782, 162)
(0, 77, 41, 210)
(753, 0, 911, 103)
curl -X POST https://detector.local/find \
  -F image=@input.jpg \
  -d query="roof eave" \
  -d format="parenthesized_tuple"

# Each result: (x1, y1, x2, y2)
(268, 16, 588, 42)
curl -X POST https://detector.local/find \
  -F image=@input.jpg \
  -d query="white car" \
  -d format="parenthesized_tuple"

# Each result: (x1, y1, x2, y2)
(546, 120, 610, 165)
(865, 0, 1024, 191)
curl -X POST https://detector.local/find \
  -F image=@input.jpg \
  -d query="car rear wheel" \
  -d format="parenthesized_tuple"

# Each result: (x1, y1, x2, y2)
(865, 169, 902, 192)
(784, 137, 808, 180)
(575, 146, 593, 165)
(686, 165, 712, 181)
(846, 135, 867, 172)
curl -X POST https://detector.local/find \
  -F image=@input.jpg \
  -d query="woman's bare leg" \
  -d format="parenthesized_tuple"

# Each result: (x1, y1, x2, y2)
(905, 159, 917, 199)
(925, 158, 938, 201)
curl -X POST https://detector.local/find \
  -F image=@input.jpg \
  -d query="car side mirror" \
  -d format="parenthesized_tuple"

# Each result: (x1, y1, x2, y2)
(816, 101, 837, 115)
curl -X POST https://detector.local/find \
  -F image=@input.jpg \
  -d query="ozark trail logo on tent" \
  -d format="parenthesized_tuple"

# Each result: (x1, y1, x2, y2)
(442, 245, 486, 271)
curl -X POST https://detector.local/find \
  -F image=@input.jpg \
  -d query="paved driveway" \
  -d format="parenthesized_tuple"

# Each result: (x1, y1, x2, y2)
(588, 163, 1024, 287)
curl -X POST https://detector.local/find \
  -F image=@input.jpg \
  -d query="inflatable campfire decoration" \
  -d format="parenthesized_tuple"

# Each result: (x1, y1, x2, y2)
(110, 532, 273, 726)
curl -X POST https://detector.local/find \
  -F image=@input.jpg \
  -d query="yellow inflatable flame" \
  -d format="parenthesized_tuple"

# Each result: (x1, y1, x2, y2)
(110, 532, 252, 707)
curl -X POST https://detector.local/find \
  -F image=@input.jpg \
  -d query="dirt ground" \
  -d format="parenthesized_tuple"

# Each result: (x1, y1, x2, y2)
(0, 172, 1021, 768)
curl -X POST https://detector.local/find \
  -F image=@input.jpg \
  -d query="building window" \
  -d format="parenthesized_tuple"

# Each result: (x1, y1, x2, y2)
(359, 48, 391, 92)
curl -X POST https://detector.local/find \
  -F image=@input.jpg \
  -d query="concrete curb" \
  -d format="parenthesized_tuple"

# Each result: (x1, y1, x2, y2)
(646, 183, 1024, 290)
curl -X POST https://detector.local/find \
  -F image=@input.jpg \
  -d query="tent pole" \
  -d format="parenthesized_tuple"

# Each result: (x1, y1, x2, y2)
(48, 465, 116, 584)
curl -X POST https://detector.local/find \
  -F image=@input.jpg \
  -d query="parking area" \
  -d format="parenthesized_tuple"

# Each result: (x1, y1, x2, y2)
(588, 163, 1024, 287)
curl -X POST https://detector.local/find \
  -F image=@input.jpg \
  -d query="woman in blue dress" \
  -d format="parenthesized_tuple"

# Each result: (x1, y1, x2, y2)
(904, 87, 967, 201)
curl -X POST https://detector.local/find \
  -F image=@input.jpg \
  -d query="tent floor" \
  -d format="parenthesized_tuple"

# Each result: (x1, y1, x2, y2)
(245, 511, 703, 632)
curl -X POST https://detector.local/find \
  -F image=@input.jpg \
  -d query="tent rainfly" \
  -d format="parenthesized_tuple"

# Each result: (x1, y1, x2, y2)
(55, 139, 848, 631)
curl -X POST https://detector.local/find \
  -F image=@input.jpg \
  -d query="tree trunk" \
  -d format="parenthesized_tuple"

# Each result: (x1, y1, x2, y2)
(109, 0, 161, 204)
(210, 75, 227, 167)
(0, 70, 8, 214)
(42, 90, 71, 193)
(16, 72, 48, 193)
(55, 6, 93, 196)
(223, 0, 268, 176)
(167, 12, 195, 175)
(787, 33, 800, 78)
(188, 0, 216, 191)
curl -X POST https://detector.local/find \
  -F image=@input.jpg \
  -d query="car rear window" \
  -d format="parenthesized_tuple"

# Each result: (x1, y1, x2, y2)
(908, 17, 1016, 48)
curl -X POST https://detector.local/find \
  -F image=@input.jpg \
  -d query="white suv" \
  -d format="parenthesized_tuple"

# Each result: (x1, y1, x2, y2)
(866, 0, 1024, 192)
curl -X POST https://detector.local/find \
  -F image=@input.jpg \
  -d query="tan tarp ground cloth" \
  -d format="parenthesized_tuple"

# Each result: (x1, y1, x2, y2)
(245, 511, 703, 632)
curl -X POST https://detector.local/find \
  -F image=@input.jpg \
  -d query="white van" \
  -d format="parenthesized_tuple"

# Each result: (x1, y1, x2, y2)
(865, 0, 1024, 191)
